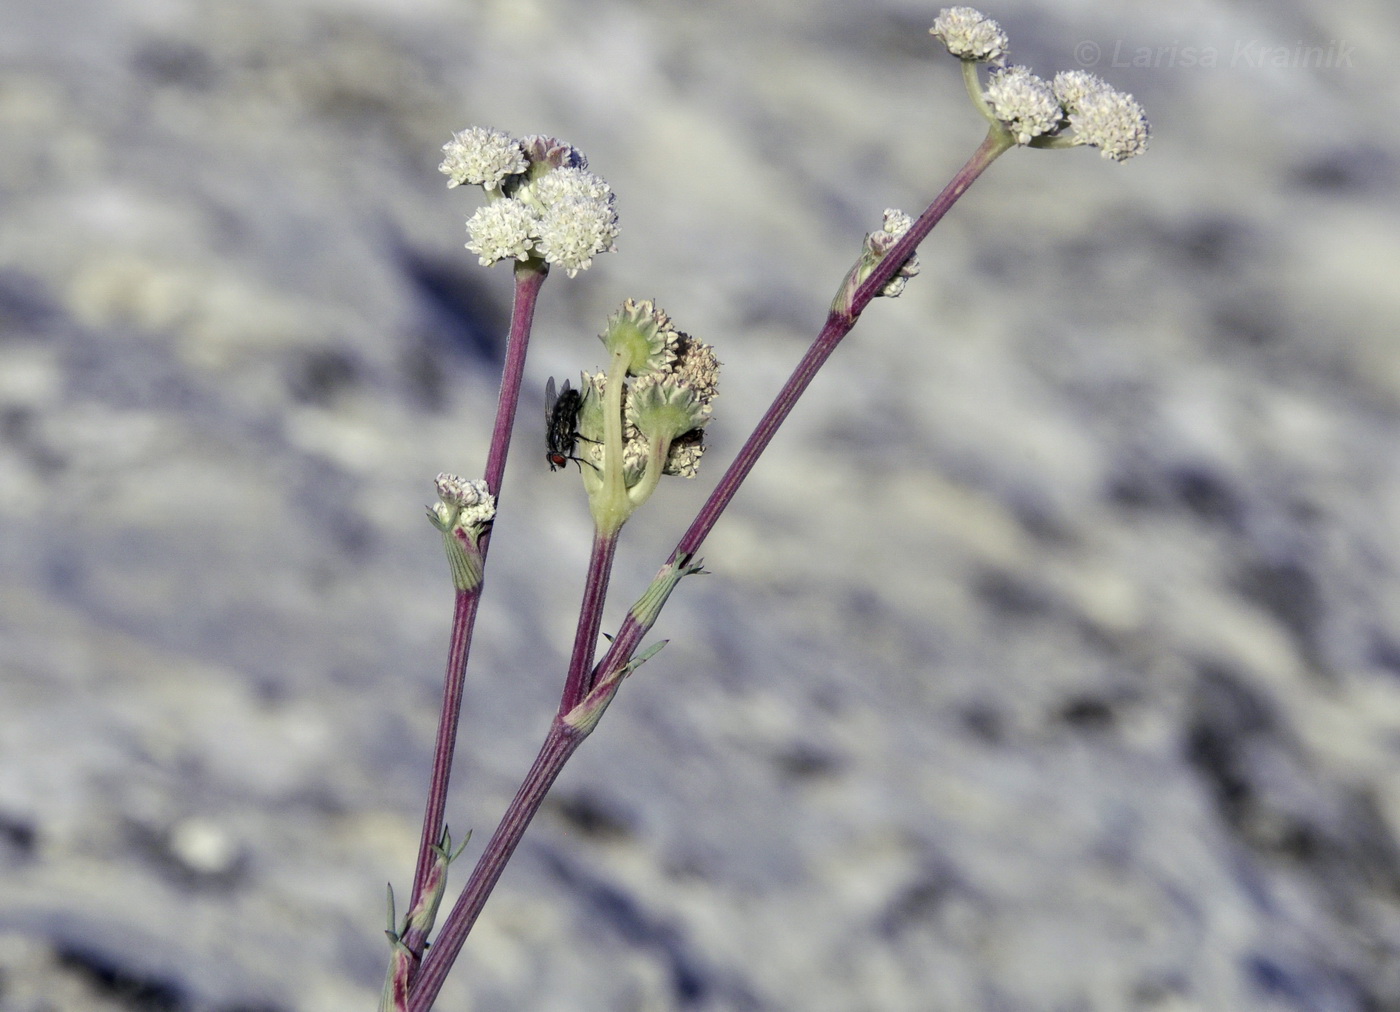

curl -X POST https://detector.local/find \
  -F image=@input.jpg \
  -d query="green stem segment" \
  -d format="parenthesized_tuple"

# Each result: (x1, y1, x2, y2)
(589, 348, 636, 535)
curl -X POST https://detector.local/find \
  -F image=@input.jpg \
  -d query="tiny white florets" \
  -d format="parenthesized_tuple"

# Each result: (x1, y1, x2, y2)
(1052, 70, 1108, 113)
(1068, 86, 1151, 161)
(441, 127, 619, 276)
(983, 65, 1061, 144)
(531, 166, 613, 204)
(876, 208, 920, 297)
(673, 335, 720, 403)
(930, 7, 1009, 63)
(432, 472, 496, 528)
(882, 208, 914, 237)
(534, 196, 620, 278)
(465, 199, 538, 266)
(439, 127, 528, 190)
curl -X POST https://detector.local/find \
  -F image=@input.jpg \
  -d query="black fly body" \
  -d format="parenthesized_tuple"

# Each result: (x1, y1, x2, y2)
(545, 377, 590, 472)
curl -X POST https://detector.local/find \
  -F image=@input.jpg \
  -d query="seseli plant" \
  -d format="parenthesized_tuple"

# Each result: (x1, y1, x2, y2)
(378, 9, 1150, 1010)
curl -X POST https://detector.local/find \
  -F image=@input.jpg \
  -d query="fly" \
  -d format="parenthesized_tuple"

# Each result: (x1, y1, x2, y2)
(545, 376, 589, 471)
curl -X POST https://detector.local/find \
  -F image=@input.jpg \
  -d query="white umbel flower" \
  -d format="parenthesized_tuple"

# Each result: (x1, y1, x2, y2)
(439, 127, 528, 190)
(534, 195, 619, 278)
(983, 65, 1060, 144)
(1052, 70, 1109, 112)
(1067, 86, 1151, 161)
(438, 126, 621, 277)
(531, 166, 613, 205)
(464, 199, 538, 266)
(930, 7, 1009, 63)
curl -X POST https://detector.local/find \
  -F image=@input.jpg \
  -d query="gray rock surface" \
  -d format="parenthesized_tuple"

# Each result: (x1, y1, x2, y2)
(3, 1, 1399, 1010)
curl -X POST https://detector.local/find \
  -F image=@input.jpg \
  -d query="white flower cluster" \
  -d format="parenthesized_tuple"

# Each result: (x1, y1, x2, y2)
(440, 128, 619, 277)
(431, 472, 496, 530)
(984, 65, 1062, 145)
(930, 8, 1149, 160)
(870, 208, 921, 298)
(439, 127, 528, 191)
(929, 7, 1009, 63)
(1053, 71, 1151, 161)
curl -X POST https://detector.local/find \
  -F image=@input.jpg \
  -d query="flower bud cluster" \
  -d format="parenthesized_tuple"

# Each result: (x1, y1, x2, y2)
(930, 8, 1149, 161)
(574, 300, 719, 531)
(868, 209, 921, 298)
(832, 208, 922, 315)
(429, 473, 495, 532)
(428, 473, 495, 590)
(440, 127, 619, 276)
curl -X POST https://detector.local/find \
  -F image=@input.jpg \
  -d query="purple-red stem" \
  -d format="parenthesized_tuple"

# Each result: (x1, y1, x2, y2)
(559, 529, 620, 712)
(406, 719, 586, 1012)
(588, 128, 1008, 687)
(404, 130, 1007, 1010)
(402, 260, 548, 961)
(484, 263, 549, 494)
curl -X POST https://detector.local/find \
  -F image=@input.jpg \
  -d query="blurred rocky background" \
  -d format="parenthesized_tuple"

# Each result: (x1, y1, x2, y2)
(3, 0, 1400, 1009)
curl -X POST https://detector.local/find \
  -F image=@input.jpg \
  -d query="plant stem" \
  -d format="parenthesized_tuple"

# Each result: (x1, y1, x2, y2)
(590, 128, 1010, 687)
(402, 259, 548, 962)
(406, 718, 588, 1012)
(398, 587, 479, 962)
(560, 528, 621, 711)
(401, 132, 1008, 1009)
(485, 262, 550, 493)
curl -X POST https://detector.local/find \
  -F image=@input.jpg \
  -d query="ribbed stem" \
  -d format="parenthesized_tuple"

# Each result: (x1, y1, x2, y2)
(397, 132, 1010, 1009)
(589, 129, 1009, 693)
(401, 260, 548, 966)
(560, 528, 621, 711)
(406, 719, 587, 1012)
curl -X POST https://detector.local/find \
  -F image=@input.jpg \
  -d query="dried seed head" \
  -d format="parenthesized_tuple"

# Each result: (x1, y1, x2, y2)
(661, 430, 706, 479)
(672, 334, 721, 404)
(628, 373, 710, 444)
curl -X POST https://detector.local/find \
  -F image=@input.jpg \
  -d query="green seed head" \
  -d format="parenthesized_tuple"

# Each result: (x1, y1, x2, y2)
(600, 298, 679, 376)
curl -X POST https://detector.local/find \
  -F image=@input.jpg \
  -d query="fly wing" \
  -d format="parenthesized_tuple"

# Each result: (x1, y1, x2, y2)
(545, 376, 558, 424)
